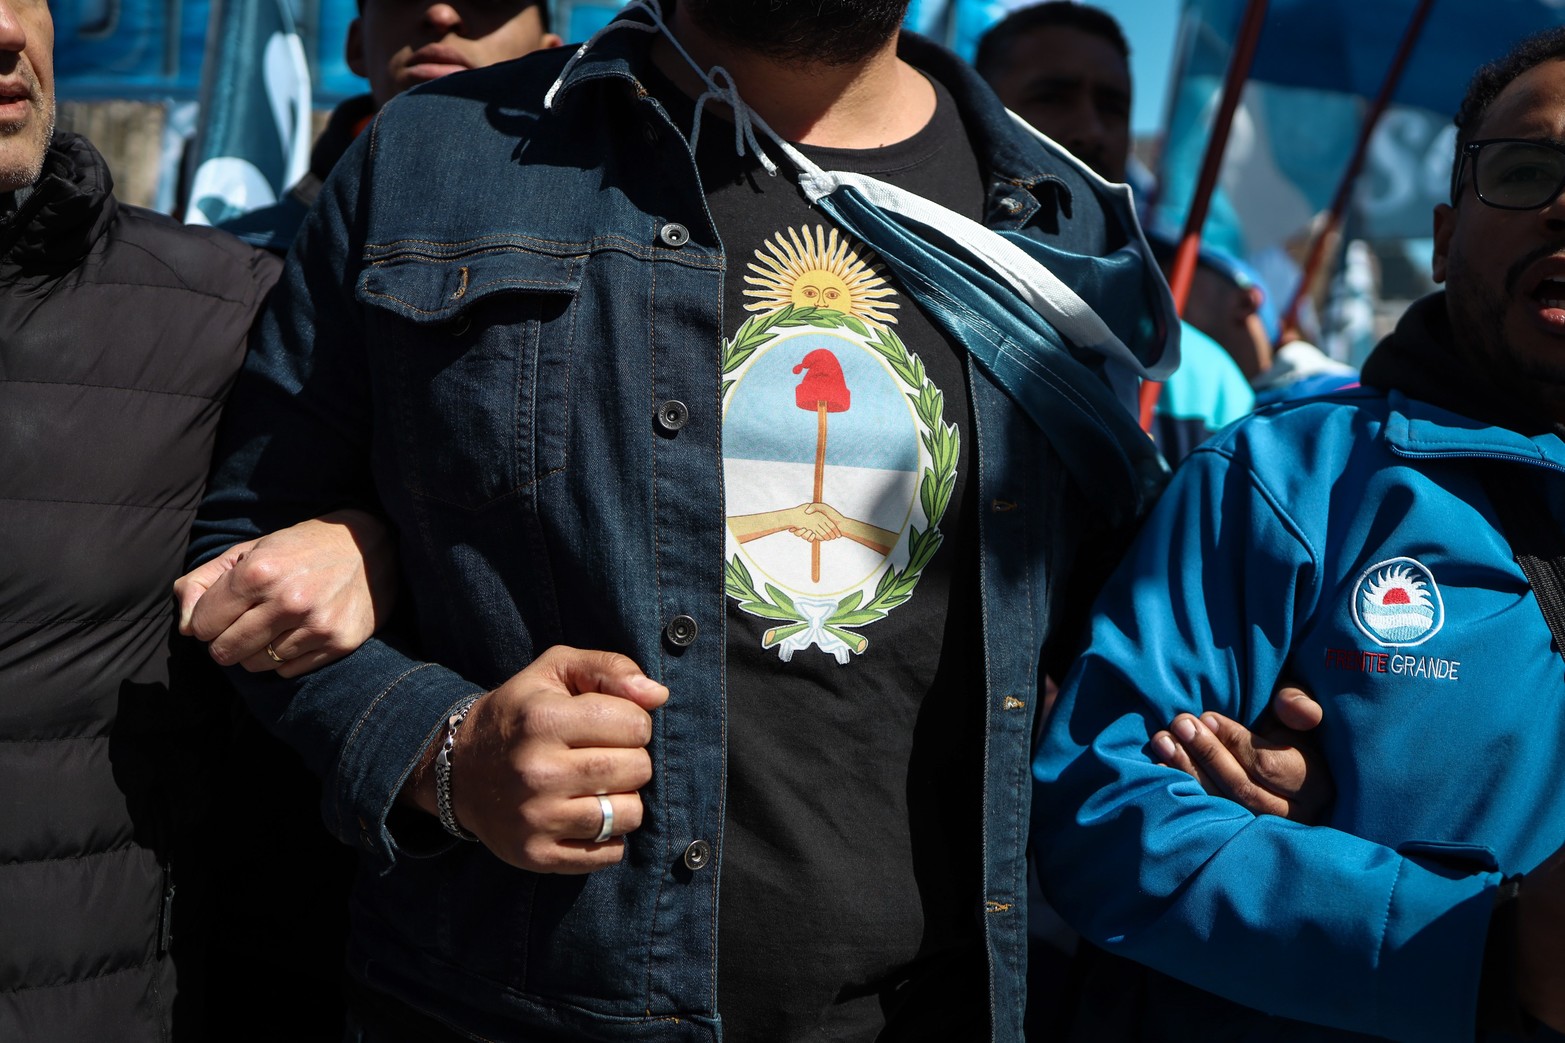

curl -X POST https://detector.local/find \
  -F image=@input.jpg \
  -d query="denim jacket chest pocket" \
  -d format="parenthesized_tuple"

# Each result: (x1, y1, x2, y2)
(358, 243, 583, 510)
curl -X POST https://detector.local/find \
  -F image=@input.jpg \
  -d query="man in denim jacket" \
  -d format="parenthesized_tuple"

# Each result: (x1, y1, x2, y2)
(190, 1, 1174, 1038)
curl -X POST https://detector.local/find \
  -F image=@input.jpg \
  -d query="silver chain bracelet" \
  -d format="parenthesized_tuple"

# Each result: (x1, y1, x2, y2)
(435, 695, 482, 842)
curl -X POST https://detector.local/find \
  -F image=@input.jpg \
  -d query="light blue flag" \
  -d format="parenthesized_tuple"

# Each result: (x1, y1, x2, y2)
(183, 0, 311, 227)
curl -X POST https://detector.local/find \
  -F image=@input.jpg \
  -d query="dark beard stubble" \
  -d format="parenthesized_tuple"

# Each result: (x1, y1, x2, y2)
(681, 0, 910, 67)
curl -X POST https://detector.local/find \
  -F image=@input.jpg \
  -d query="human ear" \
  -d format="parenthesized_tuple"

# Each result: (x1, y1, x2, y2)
(1431, 202, 1454, 285)
(345, 17, 367, 79)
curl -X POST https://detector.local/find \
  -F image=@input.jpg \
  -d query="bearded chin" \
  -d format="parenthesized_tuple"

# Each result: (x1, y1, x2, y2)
(1445, 252, 1565, 423)
(682, 0, 910, 66)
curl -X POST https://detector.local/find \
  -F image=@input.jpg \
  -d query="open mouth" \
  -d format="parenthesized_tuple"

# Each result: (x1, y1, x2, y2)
(1531, 276, 1565, 310)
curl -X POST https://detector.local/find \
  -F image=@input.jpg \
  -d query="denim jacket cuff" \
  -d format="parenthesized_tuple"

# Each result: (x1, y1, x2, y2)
(322, 658, 486, 869)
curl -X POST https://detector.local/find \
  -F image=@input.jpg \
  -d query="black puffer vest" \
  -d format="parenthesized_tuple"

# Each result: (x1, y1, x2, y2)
(0, 132, 279, 1040)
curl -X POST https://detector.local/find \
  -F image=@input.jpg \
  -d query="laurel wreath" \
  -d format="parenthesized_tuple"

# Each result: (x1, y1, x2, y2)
(721, 305, 960, 652)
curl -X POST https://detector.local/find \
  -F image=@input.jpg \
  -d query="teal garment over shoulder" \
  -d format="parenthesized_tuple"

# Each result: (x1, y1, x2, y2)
(1152, 321, 1255, 466)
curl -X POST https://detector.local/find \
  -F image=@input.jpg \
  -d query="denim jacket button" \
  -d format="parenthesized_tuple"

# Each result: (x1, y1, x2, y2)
(657, 400, 689, 432)
(659, 222, 691, 248)
(683, 839, 712, 870)
(665, 614, 698, 647)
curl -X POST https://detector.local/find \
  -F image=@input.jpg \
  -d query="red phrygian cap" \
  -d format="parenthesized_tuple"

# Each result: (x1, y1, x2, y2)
(793, 349, 851, 412)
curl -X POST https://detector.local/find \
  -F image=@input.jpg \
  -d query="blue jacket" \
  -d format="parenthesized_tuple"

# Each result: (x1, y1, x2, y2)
(1034, 295, 1565, 1041)
(192, 22, 1162, 1043)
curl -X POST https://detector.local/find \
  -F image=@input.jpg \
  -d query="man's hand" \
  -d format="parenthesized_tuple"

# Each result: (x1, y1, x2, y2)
(405, 646, 669, 874)
(175, 509, 397, 679)
(1519, 844, 1565, 1031)
(1148, 687, 1331, 822)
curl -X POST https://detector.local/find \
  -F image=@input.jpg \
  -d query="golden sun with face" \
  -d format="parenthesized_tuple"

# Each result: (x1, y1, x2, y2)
(744, 225, 899, 326)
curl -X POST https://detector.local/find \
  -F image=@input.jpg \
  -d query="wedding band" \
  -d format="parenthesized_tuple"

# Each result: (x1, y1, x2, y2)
(593, 794, 614, 844)
(265, 643, 285, 664)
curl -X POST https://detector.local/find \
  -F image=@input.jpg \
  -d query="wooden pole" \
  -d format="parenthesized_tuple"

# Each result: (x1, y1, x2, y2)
(1140, 0, 1271, 432)
(812, 402, 827, 582)
(1278, 0, 1436, 340)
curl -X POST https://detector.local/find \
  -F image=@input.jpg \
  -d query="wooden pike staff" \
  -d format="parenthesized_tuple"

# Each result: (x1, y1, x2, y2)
(793, 349, 852, 583)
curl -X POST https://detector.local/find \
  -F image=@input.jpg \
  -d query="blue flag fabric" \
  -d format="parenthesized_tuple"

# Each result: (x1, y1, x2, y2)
(183, 0, 312, 227)
(1158, 0, 1565, 255)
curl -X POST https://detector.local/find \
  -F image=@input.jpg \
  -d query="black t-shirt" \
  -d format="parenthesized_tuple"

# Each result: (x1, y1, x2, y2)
(647, 67, 989, 1041)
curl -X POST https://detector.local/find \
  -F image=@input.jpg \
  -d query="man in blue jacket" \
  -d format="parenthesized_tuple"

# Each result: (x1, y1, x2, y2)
(187, 0, 1180, 1039)
(1036, 26, 1565, 1041)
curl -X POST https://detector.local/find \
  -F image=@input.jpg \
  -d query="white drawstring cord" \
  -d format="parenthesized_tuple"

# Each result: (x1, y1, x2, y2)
(542, 0, 779, 177)
(689, 65, 778, 177)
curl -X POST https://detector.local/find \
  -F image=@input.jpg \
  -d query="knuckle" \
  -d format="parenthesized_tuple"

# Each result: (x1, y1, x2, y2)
(520, 836, 562, 870)
(513, 754, 563, 795)
(517, 799, 556, 835)
(277, 586, 314, 618)
(517, 696, 565, 739)
(617, 797, 645, 833)
(581, 750, 617, 781)
(233, 554, 283, 591)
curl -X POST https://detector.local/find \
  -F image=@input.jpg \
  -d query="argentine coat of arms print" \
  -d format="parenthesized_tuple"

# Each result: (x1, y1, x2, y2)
(721, 225, 959, 665)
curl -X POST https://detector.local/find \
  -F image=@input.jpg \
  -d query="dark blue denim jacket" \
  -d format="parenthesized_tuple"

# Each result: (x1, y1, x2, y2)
(193, 24, 1153, 1043)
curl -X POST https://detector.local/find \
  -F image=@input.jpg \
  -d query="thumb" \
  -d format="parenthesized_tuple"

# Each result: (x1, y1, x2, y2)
(173, 555, 234, 635)
(1270, 687, 1324, 732)
(173, 538, 258, 635)
(1200, 712, 1260, 767)
(544, 646, 670, 711)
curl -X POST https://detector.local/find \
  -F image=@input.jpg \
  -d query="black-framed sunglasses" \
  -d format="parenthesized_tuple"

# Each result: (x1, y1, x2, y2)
(1453, 138, 1565, 210)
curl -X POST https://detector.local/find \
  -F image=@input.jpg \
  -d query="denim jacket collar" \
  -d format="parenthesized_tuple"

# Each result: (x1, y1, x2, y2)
(543, 11, 1072, 233)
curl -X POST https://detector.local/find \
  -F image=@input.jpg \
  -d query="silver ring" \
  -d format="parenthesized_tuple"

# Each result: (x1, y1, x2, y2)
(593, 794, 614, 844)
(265, 643, 285, 664)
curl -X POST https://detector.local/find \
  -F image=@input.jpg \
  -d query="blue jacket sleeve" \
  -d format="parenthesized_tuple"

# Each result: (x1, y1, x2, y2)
(190, 127, 486, 869)
(1031, 440, 1497, 1042)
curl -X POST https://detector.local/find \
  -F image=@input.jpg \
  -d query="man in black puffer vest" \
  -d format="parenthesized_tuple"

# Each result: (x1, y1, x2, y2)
(0, 0, 281, 1037)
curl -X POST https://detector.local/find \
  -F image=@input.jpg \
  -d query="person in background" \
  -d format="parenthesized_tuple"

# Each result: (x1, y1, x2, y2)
(0, 0, 281, 1035)
(1172, 239, 1360, 406)
(220, 0, 560, 254)
(1037, 25, 1565, 1040)
(975, 1, 1254, 464)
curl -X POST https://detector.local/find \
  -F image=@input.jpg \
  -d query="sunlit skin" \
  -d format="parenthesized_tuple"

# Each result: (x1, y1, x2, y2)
(347, 0, 560, 110)
(984, 25, 1130, 183)
(1182, 265, 1273, 379)
(652, 1, 934, 150)
(0, 0, 54, 192)
(1434, 58, 1565, 424)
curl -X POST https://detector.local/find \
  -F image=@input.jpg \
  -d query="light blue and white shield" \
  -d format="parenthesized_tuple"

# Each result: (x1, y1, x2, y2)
(1351, 556, 1445, 648)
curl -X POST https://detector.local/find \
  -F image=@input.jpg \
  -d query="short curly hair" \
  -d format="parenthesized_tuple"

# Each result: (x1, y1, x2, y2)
(1450, 26, 1565, 201)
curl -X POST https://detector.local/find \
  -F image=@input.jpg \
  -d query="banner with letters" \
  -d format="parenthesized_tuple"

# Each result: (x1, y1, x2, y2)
(1157, 0, 1565, 301)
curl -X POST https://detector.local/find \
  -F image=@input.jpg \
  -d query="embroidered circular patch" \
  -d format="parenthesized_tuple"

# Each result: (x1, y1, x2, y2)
(1350, 556, 1445, 648)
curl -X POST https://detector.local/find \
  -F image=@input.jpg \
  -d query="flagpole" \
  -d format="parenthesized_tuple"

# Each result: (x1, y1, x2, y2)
(1139, 0, 1270, 432)
(1278, 0, 1437, 341)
